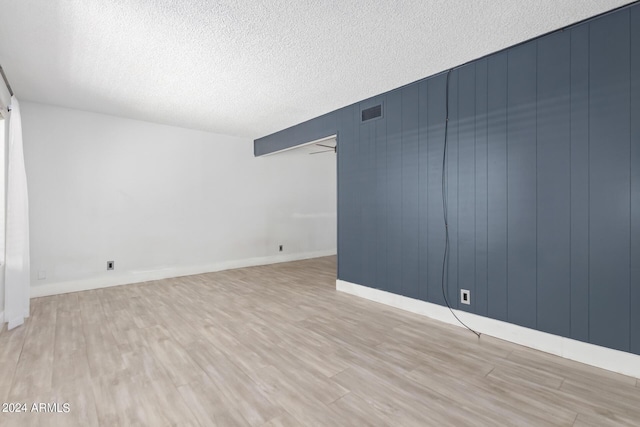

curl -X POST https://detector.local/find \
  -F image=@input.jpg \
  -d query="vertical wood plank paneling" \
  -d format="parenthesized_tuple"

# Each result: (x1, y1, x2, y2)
(352, 103, 363, 283)
(448, 70, 460, 307)
(475, 59, 489, 317)
(629, 4, 640, 355)
(536, 31, 571, 336)
(427, 75, 447, 306)
(375, 99, 389, 291)
(386, 90, 403, 296)
(487, 52, 509, 321)
(334, 109, 343, 279)
(457, 64, 477, 312)
(360, 100, 378, 290)
(507, 42, 538, 329)
(569, 24, 591, 343)
(418, 81, 430, 301)
(336, 111, 344, 280)
(337, 106, 356, 282)
(589, 10, 631, 352)
(401, 85, 421, 299)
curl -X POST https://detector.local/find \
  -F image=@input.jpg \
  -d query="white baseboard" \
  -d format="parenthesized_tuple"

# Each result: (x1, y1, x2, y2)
(336, 279, 640, 379)
(7, 315, 25, 330)
(30, 250, 336, 298)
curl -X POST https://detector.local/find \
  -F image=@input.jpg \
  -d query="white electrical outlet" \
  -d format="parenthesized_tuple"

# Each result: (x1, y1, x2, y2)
(37, 270, 47, 280)
(460, 289, 470, 305)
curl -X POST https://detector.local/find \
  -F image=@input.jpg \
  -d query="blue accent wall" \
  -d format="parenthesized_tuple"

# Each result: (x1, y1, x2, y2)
(255, 3, 640, 355)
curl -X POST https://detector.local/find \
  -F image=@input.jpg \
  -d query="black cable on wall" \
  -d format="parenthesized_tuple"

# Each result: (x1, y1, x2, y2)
(441, 69, 481, 339)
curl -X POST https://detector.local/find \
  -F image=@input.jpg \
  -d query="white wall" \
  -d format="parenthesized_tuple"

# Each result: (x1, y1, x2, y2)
(21, 102, 336, 297)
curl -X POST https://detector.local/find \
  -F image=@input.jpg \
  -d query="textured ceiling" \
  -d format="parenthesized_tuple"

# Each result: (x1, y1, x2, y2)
(0, 1, 634, 138)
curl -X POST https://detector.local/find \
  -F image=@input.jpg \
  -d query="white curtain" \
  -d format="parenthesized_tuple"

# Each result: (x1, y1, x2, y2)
(4, 96, 30, 329)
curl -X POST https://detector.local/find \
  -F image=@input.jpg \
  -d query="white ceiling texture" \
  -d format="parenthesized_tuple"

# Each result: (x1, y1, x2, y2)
(0, 1, 634, 139)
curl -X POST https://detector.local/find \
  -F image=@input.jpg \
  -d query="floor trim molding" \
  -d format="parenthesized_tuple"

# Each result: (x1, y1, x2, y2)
(336, 279, 640, 379)
(7, 315, 25, 330)
(29, 250, 336, 298)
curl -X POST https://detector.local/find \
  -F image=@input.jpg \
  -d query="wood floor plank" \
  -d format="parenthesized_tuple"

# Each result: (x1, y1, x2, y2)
(331, 365, 475, 426)
(572, 412, 639, 427)
(53, 310, 85, 356)
(133, 376, 201, 427)
(177, 377, 250, 426)
(328, 392, 392, 427)
(186, 340, 283, 426)
(560, 377, 640, 418)
(90, 374, 152, 426)
(260, 412, 302, 427)
(256, 383, 346, 427)
(2, 256, 639, 426)
(120, 341, 170, 382)
(508, 346, 638, 387)
(0, 319, 29, 402)
(51, 378, 100, 427)
(406, 363, 578, 425)
(8, 299, 57, 400)
(245, 363, 349, 407)
(147, 337, 207, 387)
(485, 358, 565, 390)
(51, 347, 91, 389)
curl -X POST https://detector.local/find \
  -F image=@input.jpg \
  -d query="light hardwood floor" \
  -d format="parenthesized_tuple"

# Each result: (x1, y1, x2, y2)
(1, 256, 639, 426)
